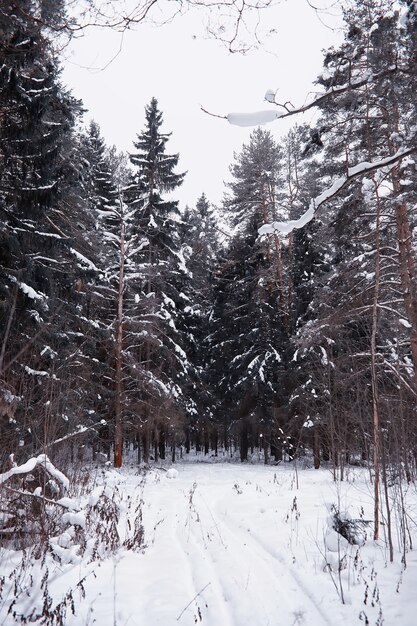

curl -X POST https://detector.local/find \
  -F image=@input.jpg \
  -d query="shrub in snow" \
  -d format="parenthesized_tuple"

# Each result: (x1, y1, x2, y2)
(0, 459, 146, 623)
(86, 485, 121, 560)
(323, 506, 371, 574)
(2, 548, 92, 625)
(0, 455, 126, 564)
(331, 506, 371, 547)
(0, 454, 70, 554)
(123, 498, 145, 551)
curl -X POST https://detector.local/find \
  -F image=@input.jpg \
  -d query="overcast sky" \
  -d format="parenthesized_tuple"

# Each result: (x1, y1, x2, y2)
(62, 0, 344, 209)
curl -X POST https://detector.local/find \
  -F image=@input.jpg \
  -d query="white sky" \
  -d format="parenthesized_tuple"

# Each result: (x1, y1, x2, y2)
(62, 0, 344, 209)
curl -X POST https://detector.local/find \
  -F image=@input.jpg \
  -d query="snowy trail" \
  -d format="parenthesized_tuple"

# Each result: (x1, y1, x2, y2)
(177, 470, 333, 626)
(135, 464, 335, 626)
(209, 493, 333, 626)
(61, 462, 417, 626)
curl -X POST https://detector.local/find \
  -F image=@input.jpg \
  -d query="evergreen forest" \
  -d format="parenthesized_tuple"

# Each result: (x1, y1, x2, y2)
(1, 0, 417, 488)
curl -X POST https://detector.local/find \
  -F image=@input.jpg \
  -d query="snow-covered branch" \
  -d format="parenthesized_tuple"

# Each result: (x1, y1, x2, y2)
(261, 66, 404, 122)
(2, 485, 75, 510)
(34, 420, 108, 454)
(259, 146, 417, 236)
(201, 66, 407, 127)
(0, 454, 69, 491)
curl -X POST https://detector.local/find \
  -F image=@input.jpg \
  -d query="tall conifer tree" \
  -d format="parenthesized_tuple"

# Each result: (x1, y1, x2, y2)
(0, 0, 87, 460)
(125, 98, 189, 461)
(210, 129, 289, 461)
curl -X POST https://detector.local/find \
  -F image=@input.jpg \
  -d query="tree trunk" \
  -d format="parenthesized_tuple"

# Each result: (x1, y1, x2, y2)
(263, 434, 269, 465)
(240, 423, 248, 461)
(370, 185, 382, 540)
(313, 426, 321, 469)
(136, 432, 141, 464)
(159, 428, 166, 460)
(395, 200, 417, 386)
(143, 429, 149, 464)
(114, 202, 125, 469)
(211, 429, 218, 456)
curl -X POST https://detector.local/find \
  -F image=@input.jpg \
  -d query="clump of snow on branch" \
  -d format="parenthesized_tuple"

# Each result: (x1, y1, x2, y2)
(0, 453, 69, 490)
(9, 275, 47, 301)
(70, 247, 100, 272)
(227, 110, 283, 127)
(264, 89, 276, 103)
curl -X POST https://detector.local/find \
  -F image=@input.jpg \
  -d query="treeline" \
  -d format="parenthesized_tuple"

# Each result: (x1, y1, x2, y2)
(1, 1, 417, 476)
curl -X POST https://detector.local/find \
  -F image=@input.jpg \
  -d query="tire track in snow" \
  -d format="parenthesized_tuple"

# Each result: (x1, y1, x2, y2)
(245, 524, 334, 626)
(174, 483, 235, 626)
(210, 488, 334, 626)
(136, 473, 204, 625)
(178, 483, 310, 626)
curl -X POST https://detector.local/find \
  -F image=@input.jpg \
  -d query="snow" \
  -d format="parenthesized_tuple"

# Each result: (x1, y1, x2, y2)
(227, 110, 283, 127)
(259, 148, 414, 235)
(61, 511, 86, 528)
(24, 365, 58, 380)
(264, 89, 275, 103)
(70, 247, 100, 272)
(399, 318, 412, 329)
(0, 454, 69, 490)
(259, 204, 315, 236)
(57, 496, 80, 510)
(173, 245, 192, 276)
(1, 462, 415, 625)
(34, 230, 62, 239)
(9, 275, 46, 301)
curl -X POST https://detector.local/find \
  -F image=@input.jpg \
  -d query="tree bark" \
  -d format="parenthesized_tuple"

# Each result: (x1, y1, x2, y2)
(313, 426, 321, 469)
(114, 201, 125, 469)
(370, 185, 381, 540)
(395, 200, 417, 386)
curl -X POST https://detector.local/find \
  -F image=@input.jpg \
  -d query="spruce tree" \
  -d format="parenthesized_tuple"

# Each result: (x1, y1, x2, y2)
(125, 98, 188, 462)
(180, 194, 220, 454)
(0, 0, 89, 461)
(210, 129, 289, 462)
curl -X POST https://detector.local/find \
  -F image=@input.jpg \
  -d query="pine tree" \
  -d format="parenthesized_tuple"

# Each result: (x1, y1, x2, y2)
(289, 1, 417, 491)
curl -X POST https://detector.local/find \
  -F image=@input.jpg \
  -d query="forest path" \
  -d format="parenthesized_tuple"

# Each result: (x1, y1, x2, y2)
(168, 463, 333, 626)
(65, 462, 383, 626)
(68, 462, 339, 626)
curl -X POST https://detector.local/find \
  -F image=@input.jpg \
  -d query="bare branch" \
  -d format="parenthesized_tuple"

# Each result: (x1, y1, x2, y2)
(200, 106, 228, 120)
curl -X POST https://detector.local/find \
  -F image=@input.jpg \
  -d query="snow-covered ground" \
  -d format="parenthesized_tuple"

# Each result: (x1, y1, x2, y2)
(1, 461, 416, 625)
